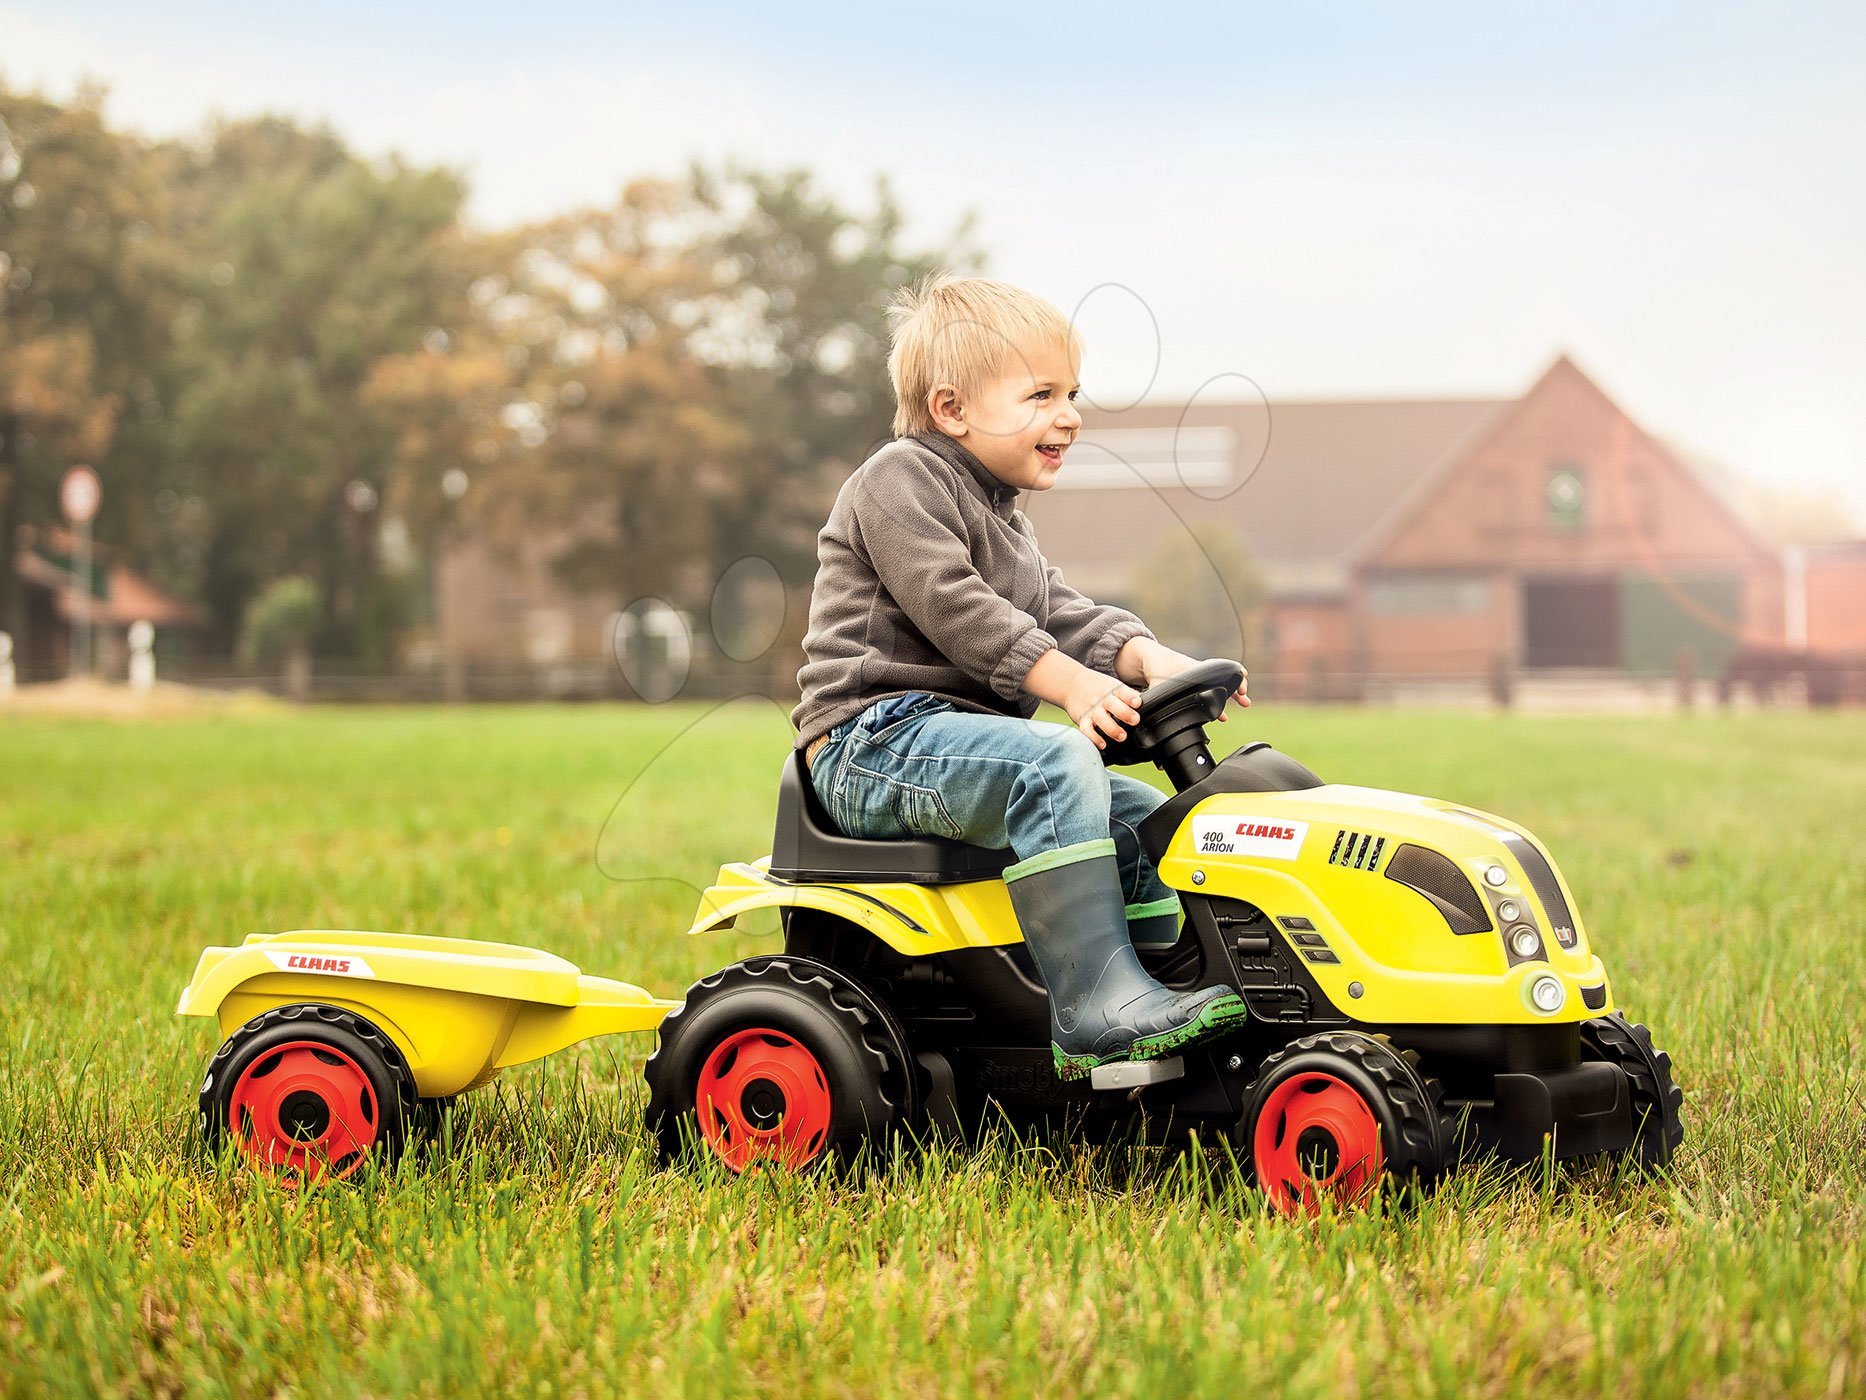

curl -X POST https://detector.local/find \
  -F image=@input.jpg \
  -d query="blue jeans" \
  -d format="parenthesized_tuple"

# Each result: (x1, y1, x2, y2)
(807, 692, 1183, 946)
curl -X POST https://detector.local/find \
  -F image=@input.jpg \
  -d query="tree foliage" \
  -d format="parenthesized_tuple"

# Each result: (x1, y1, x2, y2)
(239, 574, 321, 663)
(153, 115, 469, 653)
(0, 76, 977, 670)
(0, 83, 168, 644)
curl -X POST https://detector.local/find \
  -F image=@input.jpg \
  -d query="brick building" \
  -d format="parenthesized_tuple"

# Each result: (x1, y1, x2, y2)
(1793, 543, 1866, 653)
(1039, 355, 1791, 695)
(429, 351, 1860, 702)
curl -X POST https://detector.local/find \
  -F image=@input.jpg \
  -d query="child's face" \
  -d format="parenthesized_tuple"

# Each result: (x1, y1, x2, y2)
(935, 337, 1082, 493)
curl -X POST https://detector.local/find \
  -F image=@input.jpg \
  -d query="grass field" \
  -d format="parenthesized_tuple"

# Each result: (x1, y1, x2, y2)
(2, 702, 1863, 1397)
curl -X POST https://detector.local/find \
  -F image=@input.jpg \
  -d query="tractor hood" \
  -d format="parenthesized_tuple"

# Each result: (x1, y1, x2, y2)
(1154, 782, 1609, 1025)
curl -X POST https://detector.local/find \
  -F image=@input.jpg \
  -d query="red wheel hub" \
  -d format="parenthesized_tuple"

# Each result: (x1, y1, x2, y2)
(1252, 1070, 1385, 1215)
(695, 1027, 833, 1171)
(227, 1039, 380, 1183)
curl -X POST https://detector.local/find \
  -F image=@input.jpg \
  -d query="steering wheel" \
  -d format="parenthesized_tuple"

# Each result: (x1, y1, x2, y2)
(1097, 657, 1245, 772)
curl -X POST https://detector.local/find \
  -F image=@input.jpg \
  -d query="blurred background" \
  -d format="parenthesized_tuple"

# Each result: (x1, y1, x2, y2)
(2, 1, 1862, 710)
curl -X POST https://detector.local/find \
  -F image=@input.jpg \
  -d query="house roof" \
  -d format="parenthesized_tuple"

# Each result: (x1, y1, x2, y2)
(1025, 394, 1508, 597)
(1360, 354, 1788, 574)
(15, 528, 209, 628)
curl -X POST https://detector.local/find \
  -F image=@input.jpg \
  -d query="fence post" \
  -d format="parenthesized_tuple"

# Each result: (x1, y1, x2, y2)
(1488, 653, 1515, 710)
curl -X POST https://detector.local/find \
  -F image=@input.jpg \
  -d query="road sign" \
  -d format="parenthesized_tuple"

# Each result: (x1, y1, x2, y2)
(60, 467, 101, 678)
(61, 466, 101, 524)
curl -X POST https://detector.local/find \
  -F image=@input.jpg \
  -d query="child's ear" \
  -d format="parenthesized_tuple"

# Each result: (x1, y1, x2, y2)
(929, 384, 966, 437)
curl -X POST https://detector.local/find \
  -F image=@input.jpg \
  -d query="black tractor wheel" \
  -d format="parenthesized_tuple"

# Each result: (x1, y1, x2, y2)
(644, 955, 916, 1172)
(198, 1003, 417, 1184)
(1239, 1031, 1451, 1216)
(1580, 1013, 1684, 1172)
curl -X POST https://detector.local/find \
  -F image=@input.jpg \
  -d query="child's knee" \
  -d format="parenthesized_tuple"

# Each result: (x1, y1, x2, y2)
(1036, 727, 1112, 799)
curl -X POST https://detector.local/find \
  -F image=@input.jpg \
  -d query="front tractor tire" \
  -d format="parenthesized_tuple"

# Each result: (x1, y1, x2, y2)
(644, 955, 915, 1173)
(1580, 1013, 1684, 1172)
(1240, 1031, 1451, 1216)
(198, 1003, 418, 1185)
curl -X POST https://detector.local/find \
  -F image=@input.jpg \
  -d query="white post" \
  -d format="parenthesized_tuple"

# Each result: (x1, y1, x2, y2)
(75, 516, 93, 678)
(0, 632, 13, 696)
(128, 619, 155, 694)
(643, 602, 692, 676)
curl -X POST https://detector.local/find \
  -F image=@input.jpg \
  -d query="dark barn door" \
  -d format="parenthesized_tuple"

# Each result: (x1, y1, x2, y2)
(1522, 576, 1621, 668)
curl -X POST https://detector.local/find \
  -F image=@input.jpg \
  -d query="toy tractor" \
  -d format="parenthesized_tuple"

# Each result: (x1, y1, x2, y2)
(179, 660, 1682, 1212)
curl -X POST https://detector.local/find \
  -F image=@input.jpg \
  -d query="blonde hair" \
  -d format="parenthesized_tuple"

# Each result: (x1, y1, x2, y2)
(885, 272, 1082, 438)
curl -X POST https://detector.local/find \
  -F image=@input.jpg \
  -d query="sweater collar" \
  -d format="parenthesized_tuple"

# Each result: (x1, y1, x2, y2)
(913, 430, 1019, 518)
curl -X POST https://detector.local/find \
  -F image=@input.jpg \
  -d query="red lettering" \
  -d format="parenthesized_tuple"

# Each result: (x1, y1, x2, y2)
(1235, 822, 1295, 840)
(285, 954, 350, 973)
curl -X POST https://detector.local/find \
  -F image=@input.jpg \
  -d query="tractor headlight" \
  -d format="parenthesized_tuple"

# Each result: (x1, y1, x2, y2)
(1528, 975, 1565, 1014)
(1509, 926, 1542, 959)
(1484, 864, 1509, 887)
(1497, 899, 1521, 923)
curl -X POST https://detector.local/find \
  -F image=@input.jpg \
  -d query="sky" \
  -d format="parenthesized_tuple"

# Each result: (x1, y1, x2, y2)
(4, 1, 1864, 521)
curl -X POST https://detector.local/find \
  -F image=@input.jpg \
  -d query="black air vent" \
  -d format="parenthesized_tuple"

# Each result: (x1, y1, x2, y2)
(1328, 830, 1387, 870)
(1385, 844, 1492, 934)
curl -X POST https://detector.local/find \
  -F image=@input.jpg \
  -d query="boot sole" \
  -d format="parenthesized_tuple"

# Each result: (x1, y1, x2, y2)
(1052, 992, 1251, 1081)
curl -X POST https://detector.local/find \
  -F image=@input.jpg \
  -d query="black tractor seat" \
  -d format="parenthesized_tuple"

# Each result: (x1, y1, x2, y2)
(767, 750, 1016, 885)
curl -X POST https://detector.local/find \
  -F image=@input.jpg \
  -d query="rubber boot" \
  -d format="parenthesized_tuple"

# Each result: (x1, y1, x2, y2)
(1127, 894, 1183, 950)
(1004, 840, 1249, 1080)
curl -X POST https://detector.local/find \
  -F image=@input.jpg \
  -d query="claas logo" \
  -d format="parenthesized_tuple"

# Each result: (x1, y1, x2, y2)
(1236, 821, 1299, 841)
(285, 954, 352, 974)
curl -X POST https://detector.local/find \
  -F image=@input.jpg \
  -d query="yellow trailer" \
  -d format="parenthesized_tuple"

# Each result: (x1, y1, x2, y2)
(180, 929, 676, 1181)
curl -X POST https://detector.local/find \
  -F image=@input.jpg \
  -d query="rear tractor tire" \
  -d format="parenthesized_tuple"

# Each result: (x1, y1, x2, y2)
(644, 955, 916, 1173)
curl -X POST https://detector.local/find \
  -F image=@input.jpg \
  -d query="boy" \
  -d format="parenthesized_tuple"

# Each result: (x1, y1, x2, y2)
(790, 273, 1251, 1079)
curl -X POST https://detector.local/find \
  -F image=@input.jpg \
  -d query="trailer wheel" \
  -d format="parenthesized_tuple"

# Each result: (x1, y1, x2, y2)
(199, 1003, 416, 1184)
(1580, 1013, 1684, 1172)
(1240, 1031, 1449, 1216)
(644, 956, 912, 1172)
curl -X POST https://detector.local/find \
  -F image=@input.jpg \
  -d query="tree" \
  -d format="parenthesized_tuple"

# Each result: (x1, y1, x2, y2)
(413, 165, 978, 682)
(2, 83, 984, 681)
(692, 164, 979, 682)
(239, 574, 321, 699)
(0, 81, 171, 654)
(407, 178, 749, 621)
(154, 114, 468, 657)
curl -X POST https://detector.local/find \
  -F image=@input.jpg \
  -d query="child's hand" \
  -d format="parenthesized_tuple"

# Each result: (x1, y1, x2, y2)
(1066, 674, 1144, 751)
(1137, 643, 1202, 688)
(1217, 667, 1251, 722)
(1140, 648, 1251, 721)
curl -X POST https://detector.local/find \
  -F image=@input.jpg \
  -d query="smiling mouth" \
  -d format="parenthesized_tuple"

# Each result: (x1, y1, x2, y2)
(1036, 444, 1066, 463)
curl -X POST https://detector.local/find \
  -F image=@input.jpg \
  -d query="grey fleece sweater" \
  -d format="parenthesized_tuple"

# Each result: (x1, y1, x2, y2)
(790, 430, 1156, 750)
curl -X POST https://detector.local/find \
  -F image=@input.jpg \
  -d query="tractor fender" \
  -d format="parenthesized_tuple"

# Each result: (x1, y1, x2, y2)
(685, 860, 1020, 958)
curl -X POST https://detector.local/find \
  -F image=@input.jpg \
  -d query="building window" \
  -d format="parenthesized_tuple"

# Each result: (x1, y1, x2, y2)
(1547, 465, 1587, 532)
(1366, 573, 1491, 615)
